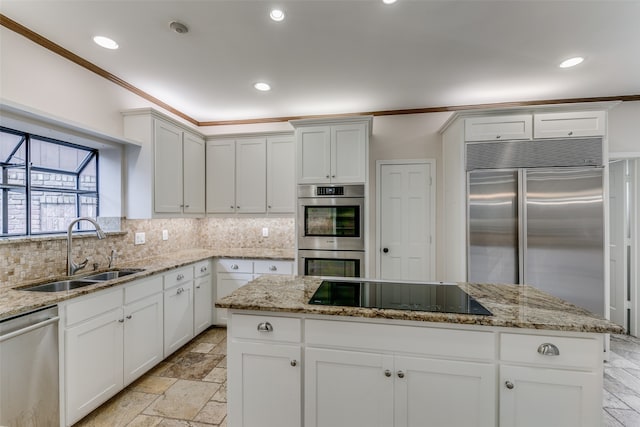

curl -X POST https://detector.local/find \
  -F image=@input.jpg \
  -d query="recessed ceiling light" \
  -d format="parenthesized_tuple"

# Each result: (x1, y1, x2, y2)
(93, 36, 118, 50)
(383, 0, 398, 4)
(559, 56, 584, 68)
(254, 82, 271, 91)
(270, 9, 285, 22)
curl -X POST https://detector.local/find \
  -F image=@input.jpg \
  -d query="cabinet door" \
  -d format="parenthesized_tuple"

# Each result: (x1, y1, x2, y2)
(228, 342, 301, 427)
(534, 111, 606, 138)
(183, 131, 206, 214)
(163, 283, 194, 357)
(194, 275, 213, 335)
(236, 138, 267, 213)
(267, 136, 295, 213)
(394, 356, 496, 427)
(297, 126, 331, 183)
(305, 348, 394, 427)
(123, 293, 164, 386)
(215, 272, 254, 325)
(206, 139, 236, 213)
(65, 307, 124, 425)
(331, 123, 366, 183)
(465, 115, 532, 141)
(500, 365, 601, 427)
(154, 119, 184, 213)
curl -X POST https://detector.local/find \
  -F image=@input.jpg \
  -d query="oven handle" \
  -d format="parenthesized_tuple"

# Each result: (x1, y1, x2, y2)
(0, 316, 60, 343)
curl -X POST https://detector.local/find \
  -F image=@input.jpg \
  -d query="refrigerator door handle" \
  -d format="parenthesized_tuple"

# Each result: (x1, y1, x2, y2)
(518, 169, 526, 285)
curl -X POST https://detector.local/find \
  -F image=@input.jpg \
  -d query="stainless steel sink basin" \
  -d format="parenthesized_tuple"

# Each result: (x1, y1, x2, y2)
(21, 279, 99, 292)
(19, 268, 146, 292)
(82, 268, 145, 281)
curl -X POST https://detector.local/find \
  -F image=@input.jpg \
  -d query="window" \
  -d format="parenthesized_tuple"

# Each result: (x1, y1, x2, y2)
(0, 127, 99, 237)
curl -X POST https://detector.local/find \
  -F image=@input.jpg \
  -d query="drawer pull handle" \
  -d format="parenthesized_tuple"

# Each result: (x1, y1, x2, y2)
(118, 318, 124, 323)
(496, 135, 501, 139)
(201, 266, 207, 272)
(537, 343, 560, 356)
(269, 265, 277, 271)
(505, 381, 514, 390)
(568, 131, 574, 136)
(384, 370, 392, 377)
(231, 264, 239, 270)
(177, 274, 184, 281)
(397, 370, 405, 379)
(257, 322, 273, 332)
(290, 360, 297, 367)
(177, 287, 185, 295)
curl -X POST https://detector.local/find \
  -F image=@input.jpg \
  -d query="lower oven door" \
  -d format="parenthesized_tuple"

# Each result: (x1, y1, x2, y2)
(298, 250, 365, 278)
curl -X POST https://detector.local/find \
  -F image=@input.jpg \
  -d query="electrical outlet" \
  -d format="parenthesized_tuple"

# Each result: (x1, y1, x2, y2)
(162, 229, 169, 241)
(262, 227, 269, 237)
(134, 232, 146, 245)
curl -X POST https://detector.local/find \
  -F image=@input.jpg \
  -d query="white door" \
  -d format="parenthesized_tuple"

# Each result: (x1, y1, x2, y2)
(609, 160, 627, 329)
(163, 283, 194, 357)
(378, 161, 434, 280)
(305, 348, 394, 427)
(228, 342, 301, 427)
(236, 138, 267, 213)
(332, 123, 366, 183)
(206, 139, 236, 213)
(182, 131, 205, 214)
(123, 293, 164, 386)
(394, 355, 496, 427)
(297, 126, 331, 183)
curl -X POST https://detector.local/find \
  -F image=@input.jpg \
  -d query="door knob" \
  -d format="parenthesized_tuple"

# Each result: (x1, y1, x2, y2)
(383, 248, 389, 253)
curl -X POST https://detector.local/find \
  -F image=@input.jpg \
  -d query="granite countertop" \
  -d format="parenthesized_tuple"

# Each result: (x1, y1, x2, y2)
(0, 248, 294, 320)
(216, 275, 624, 334)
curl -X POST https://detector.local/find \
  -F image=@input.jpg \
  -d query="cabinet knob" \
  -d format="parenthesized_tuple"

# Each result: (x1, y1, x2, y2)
(505, 381, 515, 390)
(177, 274, 184, 281)
(537, 343, 560, 356)
(332, 175, 336, 178)
(384, 370, 392, 377)
(290, 360, 297, 367)
(196, 285, 201, 289)
(118, 318, 124, 323)
(397, 371, 405, 379)
(180, 204, 184, 208)
(201, 266, 207, 272)
(237, 206, 240, 209)
(496, 135, 502, 139)
(268, 205, 272, 209)
(326, 175, 330, 179)
(230, 205, 234, 209)
(269, 265, 277, 271)
(185, 204, 190, 208)
(383, 247, 389, 253)
(126, 315, 132, 320)
(257, 322, 274, 332)
(568, 131, 574, 136)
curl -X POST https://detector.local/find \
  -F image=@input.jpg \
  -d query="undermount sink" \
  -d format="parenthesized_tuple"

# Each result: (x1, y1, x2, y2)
(19, 268, 146, 292)
(82, 268, 145, 281)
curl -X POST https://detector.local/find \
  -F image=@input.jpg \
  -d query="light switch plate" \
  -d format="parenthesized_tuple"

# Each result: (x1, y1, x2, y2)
(134, 232, 145, 245)
(262, 227, 269, 237)
(162, 229, 169, 241)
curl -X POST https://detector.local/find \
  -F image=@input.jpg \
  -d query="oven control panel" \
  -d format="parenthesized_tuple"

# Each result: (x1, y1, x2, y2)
(317, 186, 344, 196)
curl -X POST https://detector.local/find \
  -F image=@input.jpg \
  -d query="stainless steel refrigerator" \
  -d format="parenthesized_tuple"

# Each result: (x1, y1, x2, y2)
(466, 138, 605, 316)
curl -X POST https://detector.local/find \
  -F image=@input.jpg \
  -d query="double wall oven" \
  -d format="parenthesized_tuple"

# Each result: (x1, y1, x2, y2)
(297, 184, 365, 277)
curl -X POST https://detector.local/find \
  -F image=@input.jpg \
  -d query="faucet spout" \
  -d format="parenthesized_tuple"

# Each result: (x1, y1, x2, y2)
(67, 217, 106, 276)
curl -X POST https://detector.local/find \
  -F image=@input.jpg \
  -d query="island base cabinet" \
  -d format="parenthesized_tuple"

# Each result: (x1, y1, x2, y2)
(228, 342, 301, 427)
(499, 365, 602, 427)
(305, 348, 394, 427)
(65, 307, 124, 425)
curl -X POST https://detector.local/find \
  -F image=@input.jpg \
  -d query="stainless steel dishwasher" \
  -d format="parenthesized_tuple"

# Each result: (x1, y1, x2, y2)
(0, 305, 59, 427)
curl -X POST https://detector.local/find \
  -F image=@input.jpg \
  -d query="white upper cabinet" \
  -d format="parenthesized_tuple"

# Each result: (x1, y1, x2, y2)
(465, 115, 532, 141)
(533, 111, 606, 138)
(292, 117, 371, 184)
(123, 109, 205, 218)
(206, 134, 295, 215)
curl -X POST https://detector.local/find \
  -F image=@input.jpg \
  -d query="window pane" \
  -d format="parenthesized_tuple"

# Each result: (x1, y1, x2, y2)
(31, 171, 77, 189)
(31, 191, 77, 234)
(0, 188, 27, 236)
(31, 137, 92, 172)
(0, 130, 26, 164)
(79, 155, 97, 191)
(79, 195, 98, 221)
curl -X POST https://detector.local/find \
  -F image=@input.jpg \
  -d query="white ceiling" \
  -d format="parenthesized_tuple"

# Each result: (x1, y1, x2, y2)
(2, 0, 639, 123)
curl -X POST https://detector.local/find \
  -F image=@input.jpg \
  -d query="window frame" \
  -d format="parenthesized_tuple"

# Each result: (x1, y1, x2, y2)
(0, 126, 100, 237)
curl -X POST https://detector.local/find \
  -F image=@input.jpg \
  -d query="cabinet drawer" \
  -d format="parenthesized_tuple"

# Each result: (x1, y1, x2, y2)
(66, 288, 122, 326)
(217, 259, 253, 273)
(534, 111, 606, 138)
(163, 265, 194, 289)
(465, 115, 532, 141)
(306, 319, 495, 360)
(124, 275, 163, 304)
(500, 333, 601, 369)
(231, 314, 301, 343)
(254, 260, 293, 275)
(194, 260, 211, 277)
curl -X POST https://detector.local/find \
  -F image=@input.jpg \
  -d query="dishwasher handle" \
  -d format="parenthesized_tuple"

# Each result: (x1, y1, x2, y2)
(0, 316, 60, 343)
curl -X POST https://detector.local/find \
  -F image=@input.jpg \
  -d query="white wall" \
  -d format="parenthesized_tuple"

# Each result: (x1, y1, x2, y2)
(609, 101, 640, 154)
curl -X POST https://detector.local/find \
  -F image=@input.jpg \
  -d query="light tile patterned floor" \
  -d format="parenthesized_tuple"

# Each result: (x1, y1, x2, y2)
(75, 329, 640, 427)
(73, 327, 228, 427)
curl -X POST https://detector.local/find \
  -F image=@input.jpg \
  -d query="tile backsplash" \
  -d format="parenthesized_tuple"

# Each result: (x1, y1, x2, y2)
(0, 217, 294, 288)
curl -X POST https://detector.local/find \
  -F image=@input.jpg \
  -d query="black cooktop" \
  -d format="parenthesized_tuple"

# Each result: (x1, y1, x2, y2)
(309, 280, 492, 316)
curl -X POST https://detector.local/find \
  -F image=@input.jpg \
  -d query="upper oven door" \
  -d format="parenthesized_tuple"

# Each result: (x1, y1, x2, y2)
(298, 197, 365, 251)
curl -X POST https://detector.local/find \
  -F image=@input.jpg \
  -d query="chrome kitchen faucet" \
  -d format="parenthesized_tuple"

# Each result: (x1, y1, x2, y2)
(67, 217, 106, 276)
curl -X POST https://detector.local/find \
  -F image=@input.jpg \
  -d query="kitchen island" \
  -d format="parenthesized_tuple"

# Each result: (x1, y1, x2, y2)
(217, 275, 623, 427)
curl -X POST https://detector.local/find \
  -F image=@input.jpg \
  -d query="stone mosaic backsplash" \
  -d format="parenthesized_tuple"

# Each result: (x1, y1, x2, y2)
(0, 217, 294, 288)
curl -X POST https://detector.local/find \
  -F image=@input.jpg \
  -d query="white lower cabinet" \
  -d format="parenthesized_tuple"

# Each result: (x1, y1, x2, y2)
(164, 282, 194, 357)
(194, 260, 213, 335)
(64, 276, 163, 425)
(304, 348, 495, 427)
